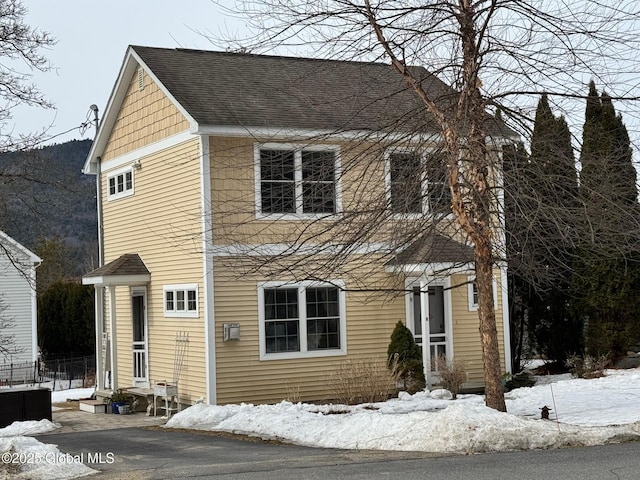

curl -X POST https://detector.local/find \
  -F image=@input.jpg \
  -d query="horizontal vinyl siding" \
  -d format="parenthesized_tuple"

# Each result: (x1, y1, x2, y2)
(101, 137, 207, 403)
(213, 262, 404, 404)
(0, 256, 35, 364)
(449, 271, 506, 386)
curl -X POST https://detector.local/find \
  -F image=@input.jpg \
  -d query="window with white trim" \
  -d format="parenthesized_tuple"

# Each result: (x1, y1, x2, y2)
(258, 281, 346, 359)
(107, 166, 134, 200)
(467, 276, 498, 311)
(163, 284, 198, 318)
(386, 149, 451, 215)
(257, 145, 338, 215)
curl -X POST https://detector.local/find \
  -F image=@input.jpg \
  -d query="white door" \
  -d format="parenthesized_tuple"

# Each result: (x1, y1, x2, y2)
(131, 290, 148, 387)
(408, 280, 451, 375)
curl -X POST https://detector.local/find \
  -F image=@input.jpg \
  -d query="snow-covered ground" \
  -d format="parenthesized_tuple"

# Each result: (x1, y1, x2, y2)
(166, 367, 640, 454)
(0, 387, 98, 479)
(2, 368, 640, 479)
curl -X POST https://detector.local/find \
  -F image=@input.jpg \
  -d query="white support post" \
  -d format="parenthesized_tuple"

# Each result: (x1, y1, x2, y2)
(420, 277, 431, 390)
(94, 286, 105, 391)
(109, 286, 118, 390)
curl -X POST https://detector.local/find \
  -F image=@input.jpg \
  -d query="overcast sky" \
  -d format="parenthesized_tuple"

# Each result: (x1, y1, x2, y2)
(14, 1, 640, 155)
(15, 0, 242, 146)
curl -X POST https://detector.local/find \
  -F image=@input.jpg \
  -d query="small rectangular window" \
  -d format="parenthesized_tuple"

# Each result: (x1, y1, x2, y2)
(107, 167, 134, 200)
(468, 275, 498, 311)
(164, 284, 198, 318)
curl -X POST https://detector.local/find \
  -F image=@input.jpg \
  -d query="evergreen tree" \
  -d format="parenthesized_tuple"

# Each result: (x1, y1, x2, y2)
(387, 321, 425, 393)
(38, 281, 95, 357)
(509, 94, 582, 364)
(574, 82, 640, 356)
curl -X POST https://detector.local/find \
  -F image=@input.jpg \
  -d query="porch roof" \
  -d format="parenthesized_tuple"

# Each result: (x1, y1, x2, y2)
(385, 233, 474, 271)
(82, 253, 150, 286)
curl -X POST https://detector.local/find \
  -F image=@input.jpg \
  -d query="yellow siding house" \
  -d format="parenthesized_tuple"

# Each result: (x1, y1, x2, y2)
(83, 46, 514, 406)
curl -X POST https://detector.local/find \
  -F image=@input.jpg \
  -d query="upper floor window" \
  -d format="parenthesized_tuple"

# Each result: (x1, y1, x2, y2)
(107, 166, 134, 201)
(387, 150, 451, 216)
(164, 284, 198, 318)
(256, 145, 338, 216)
(389, 152, 422, 214)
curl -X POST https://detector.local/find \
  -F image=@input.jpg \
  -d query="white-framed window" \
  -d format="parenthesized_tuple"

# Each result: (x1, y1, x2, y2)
(385, 148, 451, 216)
(163, 284, 198, 318)
(255, 144, 340, 217)
(107, 166, 134, 200)
(258, 280, 347, 360)
(467, 275, 499, 311)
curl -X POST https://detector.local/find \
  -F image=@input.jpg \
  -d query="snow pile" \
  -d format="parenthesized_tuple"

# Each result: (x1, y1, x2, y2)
(0, 419, 60, 437)
(166, 367, 640, 454)
(51, 388, 96, 404)
(0, 436, 96, 479)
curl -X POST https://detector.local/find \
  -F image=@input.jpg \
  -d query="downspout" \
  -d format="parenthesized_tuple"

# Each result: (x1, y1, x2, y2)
(90, 104, 108, 390)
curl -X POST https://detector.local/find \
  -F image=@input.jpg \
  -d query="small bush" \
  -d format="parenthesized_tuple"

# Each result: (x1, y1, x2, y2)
(504, 371, 536, 391)
(387, 321, 425, 393)
(565, 354, 610, 379)
(330, 357, 396, 405)
(435, 356, 467, 399)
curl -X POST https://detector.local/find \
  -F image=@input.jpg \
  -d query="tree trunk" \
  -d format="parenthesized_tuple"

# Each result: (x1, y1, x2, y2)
(475, 245, 507, 411)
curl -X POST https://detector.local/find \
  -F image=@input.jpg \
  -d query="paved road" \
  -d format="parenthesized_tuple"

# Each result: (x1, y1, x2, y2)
(37, 426, 640, 480)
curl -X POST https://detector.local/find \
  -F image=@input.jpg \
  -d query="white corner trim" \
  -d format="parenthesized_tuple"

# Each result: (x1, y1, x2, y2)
(199, 135, 217, 405)
(500, 265, 512, 374)
(30, 265, 38, 361)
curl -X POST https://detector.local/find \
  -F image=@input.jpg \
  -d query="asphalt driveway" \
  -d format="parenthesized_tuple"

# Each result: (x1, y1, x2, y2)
(37, 426, 436, 479)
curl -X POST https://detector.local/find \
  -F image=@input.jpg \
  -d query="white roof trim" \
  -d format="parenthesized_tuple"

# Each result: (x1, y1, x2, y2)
(82, 273, 151, 287)
(0, 230, 42, 264)
(385, 262, 475, 275)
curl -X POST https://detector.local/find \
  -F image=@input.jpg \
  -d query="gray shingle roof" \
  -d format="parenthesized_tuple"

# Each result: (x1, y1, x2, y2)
(84, 254, 150, 278)
(386, 233, 474, 266)
(132, 46, 460, 134)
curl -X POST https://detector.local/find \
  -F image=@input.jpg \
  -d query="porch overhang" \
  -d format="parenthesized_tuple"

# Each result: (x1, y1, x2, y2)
(82, 253, 151, 286)
(384, 233, 475, 275)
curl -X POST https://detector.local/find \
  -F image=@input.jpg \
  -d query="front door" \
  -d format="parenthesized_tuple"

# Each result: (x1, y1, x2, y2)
(408, 280, 451, 374)
(131, 290, 148, 387)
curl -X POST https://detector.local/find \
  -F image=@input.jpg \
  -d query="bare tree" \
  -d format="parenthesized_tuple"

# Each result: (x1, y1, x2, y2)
(0, 0, 54, 152)
(205, 0, 640, 411)
(0, 296, 22, 359)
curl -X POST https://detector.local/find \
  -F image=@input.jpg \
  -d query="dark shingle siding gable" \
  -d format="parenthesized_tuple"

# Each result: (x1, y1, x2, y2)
(132, 46, 457, 133)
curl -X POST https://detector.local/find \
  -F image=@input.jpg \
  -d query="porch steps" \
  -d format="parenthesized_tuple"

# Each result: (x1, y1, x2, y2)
(79, 399, 107, 414)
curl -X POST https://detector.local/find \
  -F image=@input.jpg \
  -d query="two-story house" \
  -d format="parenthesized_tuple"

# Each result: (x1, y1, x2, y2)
(83, 46, 513, 406)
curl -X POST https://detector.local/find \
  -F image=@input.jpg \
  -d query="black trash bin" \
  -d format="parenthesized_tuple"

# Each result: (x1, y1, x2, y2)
(0, 387, 52, 427)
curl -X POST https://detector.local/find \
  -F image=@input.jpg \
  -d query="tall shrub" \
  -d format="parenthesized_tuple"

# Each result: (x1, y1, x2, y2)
(387, 321, 425, 393)
(38, 281, 95, 357)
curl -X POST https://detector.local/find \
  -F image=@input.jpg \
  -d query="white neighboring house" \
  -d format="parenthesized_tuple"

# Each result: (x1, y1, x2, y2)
(0, 230, 41, 364)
